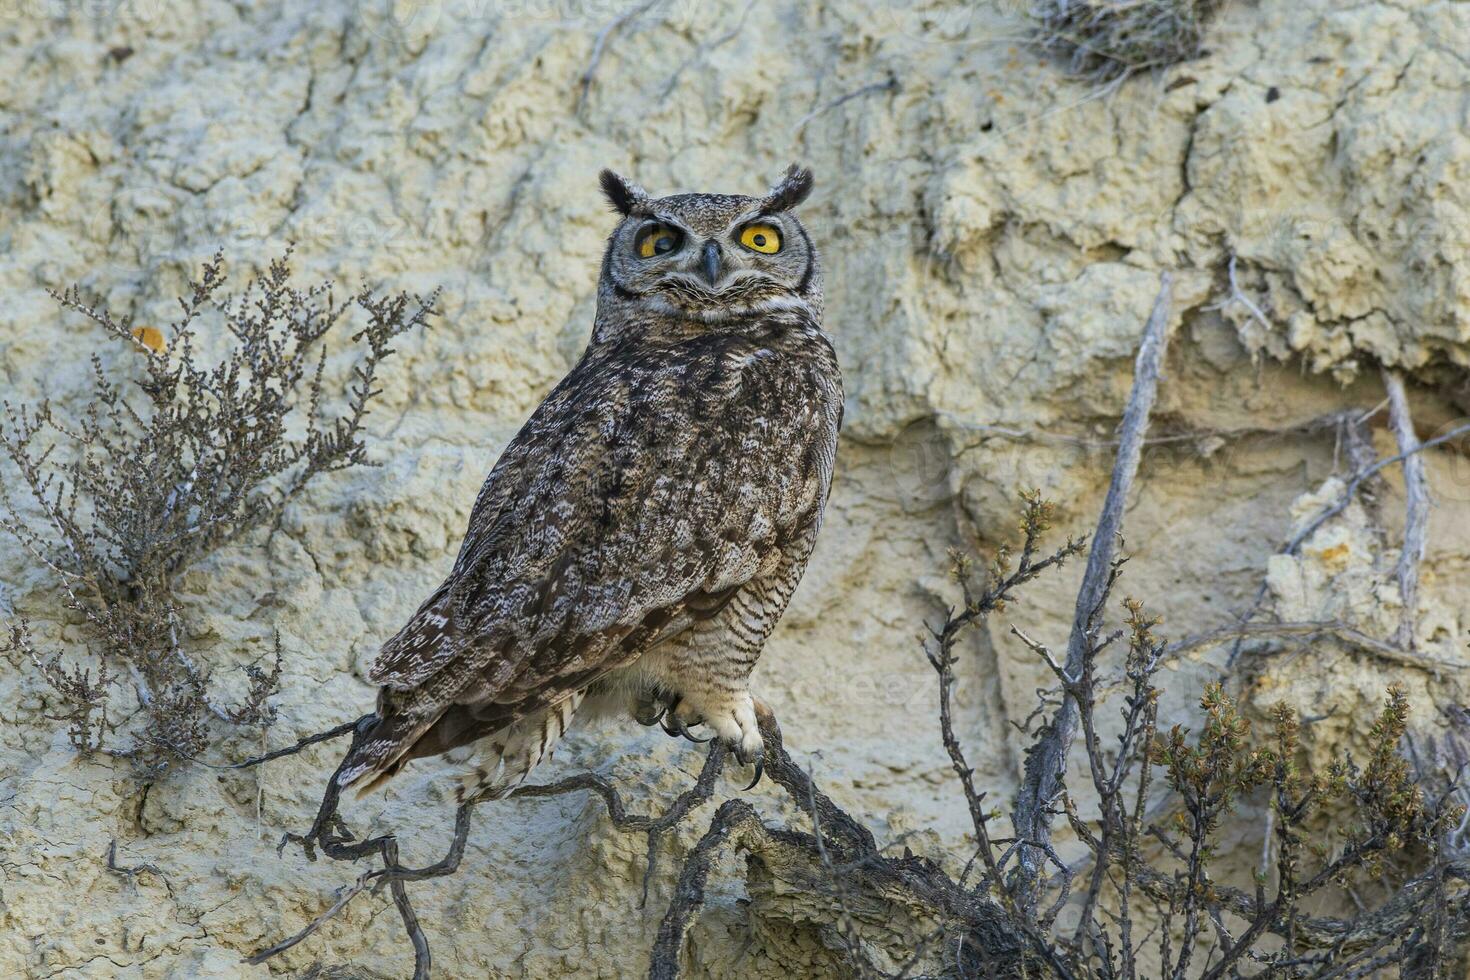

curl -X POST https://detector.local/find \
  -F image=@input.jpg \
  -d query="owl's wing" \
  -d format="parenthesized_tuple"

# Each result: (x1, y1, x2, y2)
(339, 330, 839, 789)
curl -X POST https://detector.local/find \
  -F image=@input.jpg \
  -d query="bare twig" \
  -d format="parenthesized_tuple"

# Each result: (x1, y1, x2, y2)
(1166, 620, 1466, 672)
(931, 406, 1356, 452)
(1280, 421, 1470, 569)
(245, 870, 376, 965)
(578, 0, 662, 116)
(657, 0, 756, 100)
(105, 839, 167, 885)
(253, 725, 726, 974)
(1223, 253, 1272, 334)
(1011, 272, 1174, 910)
(1226, 416, 1470, 670)
(510, 743, 728, 906)
(922, 499, 1086, 921)
(1381, 369, 1428, 650)
(793, 76, 899, 134)
(217, 716, 365, 769)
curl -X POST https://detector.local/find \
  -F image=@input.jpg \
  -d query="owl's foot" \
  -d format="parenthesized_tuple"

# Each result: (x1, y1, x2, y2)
(642, 690, 765, 787)
(668, 693, 764, 788)
(660, 701, 713, 743)
(637, 694, 712, 743)
(632, 689, 667, 728)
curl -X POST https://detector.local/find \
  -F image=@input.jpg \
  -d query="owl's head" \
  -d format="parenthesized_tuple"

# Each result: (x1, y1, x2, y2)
(594, 165, 821, 327)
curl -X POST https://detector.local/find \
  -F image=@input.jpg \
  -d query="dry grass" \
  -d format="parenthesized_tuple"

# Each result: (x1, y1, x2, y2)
(1031, 0, 1223, 82)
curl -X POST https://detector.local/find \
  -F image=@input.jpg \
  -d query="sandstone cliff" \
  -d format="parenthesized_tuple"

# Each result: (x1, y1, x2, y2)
(2, 0, 1468, 975)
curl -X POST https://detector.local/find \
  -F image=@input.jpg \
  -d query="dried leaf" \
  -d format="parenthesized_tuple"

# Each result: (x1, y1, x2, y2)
(129, 325, 165, 354)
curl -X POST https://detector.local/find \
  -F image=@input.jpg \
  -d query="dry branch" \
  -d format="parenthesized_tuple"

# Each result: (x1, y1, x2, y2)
(1223, 253, 1273, 334)
(1226, 413, 1470, 671)
(1382, 368, 1429, 650)
(792, 76, 900, 134)
(1166, 620, 1467, 672)
(650, 707, 1038, 979)
(1279, 420, 1470, 568)
(105, 838, 167, 885)
(512, 743, 729, 906)
(578, 0, 662, 116)
(1011, 271, 1174, 909)
(657, 0, 756, 100)
(648, 798, 754, 980)
(225, 717, 366, 770)
(248, 721, 728, 977)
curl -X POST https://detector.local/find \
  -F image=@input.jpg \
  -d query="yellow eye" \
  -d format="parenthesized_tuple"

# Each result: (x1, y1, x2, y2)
(637, 225, 681, 259)
(739, 223, 782, 254)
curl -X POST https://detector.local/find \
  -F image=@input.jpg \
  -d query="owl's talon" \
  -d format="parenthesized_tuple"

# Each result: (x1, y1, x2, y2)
(638, 694, 679, 728)
(659, 716, 681, 738)
(734, 738, 765, 789)
(660, 707, 708, 743)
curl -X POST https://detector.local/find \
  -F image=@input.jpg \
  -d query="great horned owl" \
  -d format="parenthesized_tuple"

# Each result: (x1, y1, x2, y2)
(337, 165, 842, 802)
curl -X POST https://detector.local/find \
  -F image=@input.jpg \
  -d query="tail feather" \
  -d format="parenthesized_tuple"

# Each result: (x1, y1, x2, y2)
(336, 693, 585, 800)
(336, 709, 441, 795)
(455, 693, 583, 803)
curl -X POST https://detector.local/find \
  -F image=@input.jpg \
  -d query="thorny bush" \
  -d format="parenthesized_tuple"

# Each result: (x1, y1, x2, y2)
(795, 491, 1470, 978)
(0, 250, 437, 777)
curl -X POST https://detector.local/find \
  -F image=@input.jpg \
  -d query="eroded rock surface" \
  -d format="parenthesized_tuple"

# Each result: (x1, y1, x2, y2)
(3, 1, 1469, 975)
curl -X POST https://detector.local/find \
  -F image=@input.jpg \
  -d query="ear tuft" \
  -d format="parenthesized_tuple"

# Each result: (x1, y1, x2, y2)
(760, 164, 814, 213)
(599, 169, 649, 216)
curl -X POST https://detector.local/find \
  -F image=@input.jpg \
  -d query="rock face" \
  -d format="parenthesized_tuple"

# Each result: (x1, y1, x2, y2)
(2, 1, 1469, 975)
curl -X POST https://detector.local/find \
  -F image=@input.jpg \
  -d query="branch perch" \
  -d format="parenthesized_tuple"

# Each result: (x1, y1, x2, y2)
(248, 722, 728, 976)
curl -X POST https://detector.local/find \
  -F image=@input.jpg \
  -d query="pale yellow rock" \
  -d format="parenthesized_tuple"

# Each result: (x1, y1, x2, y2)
(3, 0, 1470, 976)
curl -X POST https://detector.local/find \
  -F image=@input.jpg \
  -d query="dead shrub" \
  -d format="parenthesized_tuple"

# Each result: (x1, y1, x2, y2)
(0, 250, 437, 777)
(1030, 0, 1223, 82)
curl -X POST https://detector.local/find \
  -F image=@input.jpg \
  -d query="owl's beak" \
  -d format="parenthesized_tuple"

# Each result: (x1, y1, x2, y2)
(699, 240, 722, 286)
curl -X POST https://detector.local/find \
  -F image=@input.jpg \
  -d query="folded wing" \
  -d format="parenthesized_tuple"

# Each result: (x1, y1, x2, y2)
(338, 329, 836, 791)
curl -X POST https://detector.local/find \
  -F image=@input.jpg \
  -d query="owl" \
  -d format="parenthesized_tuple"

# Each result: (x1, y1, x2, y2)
(336, 165, 842, 803)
